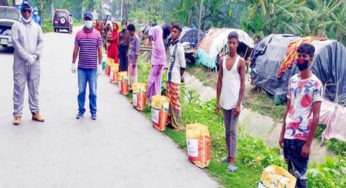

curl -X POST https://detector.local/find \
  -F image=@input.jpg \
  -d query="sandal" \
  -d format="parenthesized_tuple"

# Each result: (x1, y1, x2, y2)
(226, 164, 238, 172)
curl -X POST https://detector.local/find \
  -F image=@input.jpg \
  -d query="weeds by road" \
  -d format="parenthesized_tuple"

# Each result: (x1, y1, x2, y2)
(118, 56, 346, 187)
(186, 63, 345, 157)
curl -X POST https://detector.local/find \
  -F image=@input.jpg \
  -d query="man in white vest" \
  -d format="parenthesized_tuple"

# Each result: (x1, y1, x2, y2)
(215, 31, 245, 172)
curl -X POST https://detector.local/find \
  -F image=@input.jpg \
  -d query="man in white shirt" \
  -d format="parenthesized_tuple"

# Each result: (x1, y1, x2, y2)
(166, 24, 186, 131)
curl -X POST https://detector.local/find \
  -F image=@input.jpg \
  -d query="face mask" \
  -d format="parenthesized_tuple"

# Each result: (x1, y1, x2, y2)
(297, 59, 309, 71)
(34, 12, 38, 15)
(84, 21, 93, 29)
(22, 17, 31, 23)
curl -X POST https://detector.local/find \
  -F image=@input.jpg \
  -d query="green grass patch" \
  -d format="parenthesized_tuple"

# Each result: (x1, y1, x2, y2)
(124, 56, 345, 187)
(315, 125, 346, 156)
(42, 20, 53, 33)
(73, 20, 84, 27)
(186, 64, 218, 87)
(308, 156, 346, 187)
(243, 88, 287, 122)
(41, 19, 82, 33)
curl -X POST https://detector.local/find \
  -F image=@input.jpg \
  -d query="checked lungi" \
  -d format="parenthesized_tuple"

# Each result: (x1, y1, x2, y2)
(166, 81, 182, 129)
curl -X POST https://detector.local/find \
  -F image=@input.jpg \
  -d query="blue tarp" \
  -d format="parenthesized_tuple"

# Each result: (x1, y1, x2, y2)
(251, 34, 346, 105)
(180, 28, 205, 48)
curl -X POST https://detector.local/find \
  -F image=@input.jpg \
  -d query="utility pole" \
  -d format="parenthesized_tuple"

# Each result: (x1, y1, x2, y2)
(197, 0, 203, 44)
(120, 0, 124, 21)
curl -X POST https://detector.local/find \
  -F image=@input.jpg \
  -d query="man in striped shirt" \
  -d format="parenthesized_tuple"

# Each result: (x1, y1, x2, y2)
(72, 12, 102, 120)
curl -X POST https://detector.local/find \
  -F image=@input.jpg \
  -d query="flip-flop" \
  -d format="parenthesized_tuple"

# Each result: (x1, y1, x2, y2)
(219, 157, 229, 163)
(227, 164, 238, 172)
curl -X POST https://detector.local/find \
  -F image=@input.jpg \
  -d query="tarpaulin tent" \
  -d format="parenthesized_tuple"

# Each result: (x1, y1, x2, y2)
(196, 28, 254, 68)
(165, 27, 205, 65)
(166, 27, 204, 46)
(180, 28, 205, 48)
(251, 34, 346, 105)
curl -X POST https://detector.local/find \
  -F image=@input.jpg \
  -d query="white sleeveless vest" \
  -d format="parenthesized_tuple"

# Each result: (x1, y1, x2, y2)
(221, 55, 241, 110)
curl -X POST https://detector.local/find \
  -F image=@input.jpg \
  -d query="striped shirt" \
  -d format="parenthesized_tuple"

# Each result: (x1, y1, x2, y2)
(75, 27, 102, 69)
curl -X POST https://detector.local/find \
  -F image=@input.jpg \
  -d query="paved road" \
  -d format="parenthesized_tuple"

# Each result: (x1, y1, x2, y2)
(0, 29, 218, 188)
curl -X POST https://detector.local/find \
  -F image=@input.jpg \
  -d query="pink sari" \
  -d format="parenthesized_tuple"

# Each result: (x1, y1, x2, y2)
(147, 26, 166, 101)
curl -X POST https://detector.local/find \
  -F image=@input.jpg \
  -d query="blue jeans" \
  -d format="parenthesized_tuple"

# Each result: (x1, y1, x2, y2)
(78, 68, 97, 114)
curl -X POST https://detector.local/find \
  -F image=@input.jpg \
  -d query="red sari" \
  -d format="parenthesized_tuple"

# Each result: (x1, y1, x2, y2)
(107, 25, 119, 63)
(94, 23, 103, 35)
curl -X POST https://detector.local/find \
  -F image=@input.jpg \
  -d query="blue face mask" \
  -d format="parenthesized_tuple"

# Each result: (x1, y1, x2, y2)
(84, 21, 93, 29)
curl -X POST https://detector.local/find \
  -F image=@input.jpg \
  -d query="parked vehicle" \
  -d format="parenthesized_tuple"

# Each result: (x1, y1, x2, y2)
(53, 9, 73, 33)
(0, 6, 20, 48)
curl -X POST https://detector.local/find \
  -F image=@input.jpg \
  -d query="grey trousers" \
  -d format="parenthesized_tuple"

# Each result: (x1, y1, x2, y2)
(13, 61, 40, 116)
(223, 108, 239, 158)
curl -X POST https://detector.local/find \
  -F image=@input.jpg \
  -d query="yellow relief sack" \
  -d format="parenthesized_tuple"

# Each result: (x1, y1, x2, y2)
(106, 57, 114, 66)
(118, 72, 129, 95)
(151, 95, 170, 131)
(258, 165, 297, 188)
(186, 124, 211, 168)
(133, 83, 147, 111)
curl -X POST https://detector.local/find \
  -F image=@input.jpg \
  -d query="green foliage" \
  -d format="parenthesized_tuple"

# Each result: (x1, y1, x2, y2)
(243, 89, 287, 121)
(41, 20, 53, 33)
(128, 0, 164, 24)
(137, 56, 151, 83)
(308, 155, 346, 187)
(156, 0, 346, 45)
(315, 125, 346, 156)
(126, 56, 345, 187)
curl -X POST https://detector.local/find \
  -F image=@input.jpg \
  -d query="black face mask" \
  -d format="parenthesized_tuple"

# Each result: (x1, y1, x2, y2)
(297, 59, 309, 71)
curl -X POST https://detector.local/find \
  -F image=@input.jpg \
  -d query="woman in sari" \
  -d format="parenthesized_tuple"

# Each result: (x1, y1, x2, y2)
(107, 22, 119, 63)
(94, 19, 103, 34)
(147, 26, 166, 102)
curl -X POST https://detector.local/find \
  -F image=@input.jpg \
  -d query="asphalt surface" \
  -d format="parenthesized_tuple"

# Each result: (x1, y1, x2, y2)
(0, 29, 218, 188)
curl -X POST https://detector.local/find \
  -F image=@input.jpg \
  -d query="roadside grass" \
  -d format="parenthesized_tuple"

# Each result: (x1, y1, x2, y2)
(185, 64, 287, 121)
(315, 125, 346, 156)
(186, 63, 345, 157)
(118, 56, 345, 187)
(73, 20, 84, 27)
(42, 20, 53, 33)
(135, 58, 284, 187)
(243, 88, 287, 122)
(41, 19, 83, 33)
(186, 64, 218, 87)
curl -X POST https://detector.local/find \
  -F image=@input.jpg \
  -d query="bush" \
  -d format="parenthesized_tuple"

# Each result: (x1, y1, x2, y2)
(308, 155, 346, 187)
(42, 20, 53, 33)
(315, 125, 346, 156)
